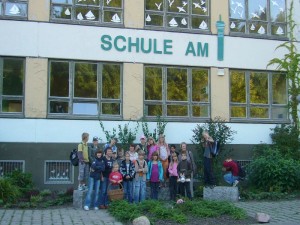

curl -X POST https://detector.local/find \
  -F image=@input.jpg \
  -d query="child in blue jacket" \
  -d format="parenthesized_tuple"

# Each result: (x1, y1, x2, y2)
(147, 151, 164, 200)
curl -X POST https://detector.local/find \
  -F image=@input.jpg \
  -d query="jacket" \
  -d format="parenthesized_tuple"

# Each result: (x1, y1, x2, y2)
(89, 157, 105, 180)
(120, 159, 136, 181)
(147, 160, 164, 181)
(177, 160, 192, 179)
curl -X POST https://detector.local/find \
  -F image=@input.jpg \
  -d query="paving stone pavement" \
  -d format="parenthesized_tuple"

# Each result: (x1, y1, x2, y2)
(235, 199, 300, 225)
(0, 208, 123, 225)
(1, 200, 299, 225)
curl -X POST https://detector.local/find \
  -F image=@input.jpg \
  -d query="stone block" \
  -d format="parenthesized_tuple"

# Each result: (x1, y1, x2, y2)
(133, 216, 150, 225)
(73, 190, 88, 209)
(255, 212, 271, 223)
(203, 186, 239, 202)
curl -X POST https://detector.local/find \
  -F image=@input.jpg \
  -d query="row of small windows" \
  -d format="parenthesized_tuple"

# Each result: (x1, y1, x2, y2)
(0, 57, 289, 122)
(0, 0, 287, 37)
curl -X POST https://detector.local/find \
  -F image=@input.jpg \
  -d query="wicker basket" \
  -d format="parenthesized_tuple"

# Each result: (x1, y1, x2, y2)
(108, 183, 124, 201)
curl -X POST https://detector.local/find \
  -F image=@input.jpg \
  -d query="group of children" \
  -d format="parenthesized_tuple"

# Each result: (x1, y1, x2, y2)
(77, 133, 195, 211)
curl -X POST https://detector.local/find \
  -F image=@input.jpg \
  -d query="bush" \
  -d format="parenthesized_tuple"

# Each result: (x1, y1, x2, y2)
(6, 170, 34, 194)
(0, 178, 21, 204)
(248, 145, 300, 192)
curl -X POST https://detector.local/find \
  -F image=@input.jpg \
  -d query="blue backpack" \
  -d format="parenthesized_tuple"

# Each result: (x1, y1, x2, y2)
(210, 140, 220, 157)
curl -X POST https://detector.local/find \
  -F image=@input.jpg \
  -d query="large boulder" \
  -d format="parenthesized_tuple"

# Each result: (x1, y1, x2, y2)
(255, 212, 271, 223)
(133, 216, 150, 225)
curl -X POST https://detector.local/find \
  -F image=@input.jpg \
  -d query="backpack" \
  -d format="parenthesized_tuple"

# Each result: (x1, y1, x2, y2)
(210, 140, 220, 157)
(234, 160, 246, 180)
(70, 148, 79, 166)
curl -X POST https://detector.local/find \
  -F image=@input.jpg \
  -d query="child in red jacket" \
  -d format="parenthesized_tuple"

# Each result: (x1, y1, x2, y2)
(222, 158, 239, 186)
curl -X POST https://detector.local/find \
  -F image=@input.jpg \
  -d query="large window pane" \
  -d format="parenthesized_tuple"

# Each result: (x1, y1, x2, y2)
(145, 67, 162, 100)
(250, 72, 268, 104)
(167, 68, 187, 101)
(3, 58, 24, 95)
(50, 61, 69, 97)
(230, 71, 246, 103)
(102, 64, 120, 99)
(74, 62, 97, 98)
(192, 69, 208, 102)
(272, 73, 287, 104)
(4, 2, 27, 17)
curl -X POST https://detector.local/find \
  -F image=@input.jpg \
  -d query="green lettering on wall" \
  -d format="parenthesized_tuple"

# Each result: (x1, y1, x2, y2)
(114, 35, 126, 52)
(197, 42, 208, 57)
(141, 38, 152, 54)
(185, 42, 196, 56)
(128, 37, 140, 52)
(163, 40, 173, 55)
(153, 39, 162, 54)
(101, 35, 112, 51)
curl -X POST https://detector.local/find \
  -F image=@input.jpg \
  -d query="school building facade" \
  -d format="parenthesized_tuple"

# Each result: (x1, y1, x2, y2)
(0, 0, 299, 190)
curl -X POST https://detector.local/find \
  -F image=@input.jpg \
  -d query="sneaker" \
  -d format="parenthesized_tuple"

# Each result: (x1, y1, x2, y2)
(78, 185, 83, 191)
(233, 180, 239, 187)
(83, 206, 89, 211)
(94, 207, 99, 210)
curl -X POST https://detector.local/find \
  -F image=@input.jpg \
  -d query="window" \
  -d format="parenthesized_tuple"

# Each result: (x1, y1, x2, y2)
(229, 0, 287, 37)
(50, 0, 123, 25)
(44, 160, 74, 184)
(230, 70, 288, 121)
(0, 0, 27, 18)
(144, 65, 210, 120)
(49, 60, 122, 118)
(0, 57, 25, 116)
(145, 0, 210, 32)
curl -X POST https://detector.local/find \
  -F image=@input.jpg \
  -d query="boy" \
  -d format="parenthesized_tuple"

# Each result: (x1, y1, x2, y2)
(177, 152, 192, 200)
(134, 150, 148, 203)
(78, 132, 90, 191)
(222, 158, 239, 186)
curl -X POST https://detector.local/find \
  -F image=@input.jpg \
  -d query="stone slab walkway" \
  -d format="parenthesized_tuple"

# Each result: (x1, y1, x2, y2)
(235, 200, 300, 225)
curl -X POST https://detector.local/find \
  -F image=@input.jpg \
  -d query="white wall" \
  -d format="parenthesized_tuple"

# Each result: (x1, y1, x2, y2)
(0, 118, 275, 144)
(0, 20, 297, 70)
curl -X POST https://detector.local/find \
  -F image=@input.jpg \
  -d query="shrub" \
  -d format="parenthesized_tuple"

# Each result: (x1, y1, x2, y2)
(249, 145, 300, 192)
(0, 178, 21, 204)
(6, 170, 34, 194)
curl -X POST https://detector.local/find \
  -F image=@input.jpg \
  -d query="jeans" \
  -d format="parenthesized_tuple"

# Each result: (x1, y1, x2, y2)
(169, 176, 178, 201)
(134, 177, 146, 203)
(150, 182, 159, 200)
(84, 177, 100, 208)
(99, 177, 109, 206)
(224, 172, 239, 185)
(179, 181, 192, 200)
(204, 157, 215, 186)
(123, 180, 133, 203)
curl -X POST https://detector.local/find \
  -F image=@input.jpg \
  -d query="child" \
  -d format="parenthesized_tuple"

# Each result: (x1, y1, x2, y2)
(99, 147, 114, 209)
(129, 144, 138, 163)
(177, 152, 192, 200)
(134, 150, 148, 203)
(109, 163, 123, 190)
(120, 151, 135, 203)
(168, 152, 179, 201)
(84, 150, 105, 211)
(116, 148, 125, 166)
(222, 158, 239, 186)
(147, 151, 164, 200)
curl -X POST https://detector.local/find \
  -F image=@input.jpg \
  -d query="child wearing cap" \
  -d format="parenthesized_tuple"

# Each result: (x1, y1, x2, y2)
(89, 136, 100, 163)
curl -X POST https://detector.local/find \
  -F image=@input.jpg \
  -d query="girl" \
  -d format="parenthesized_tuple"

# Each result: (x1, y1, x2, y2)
(147, 136, 159, 160)
(157, 134, 170, 184)
(134, 150, 148, 203)
(129, 144, 138, 163)
(109, 163, 123, 189)
(120, 151, 135, 203)
(177, 152, 192, 200)
(84, 150, 105, 211)
(147, 151, 164, 200)
(168, 152, 179, 201)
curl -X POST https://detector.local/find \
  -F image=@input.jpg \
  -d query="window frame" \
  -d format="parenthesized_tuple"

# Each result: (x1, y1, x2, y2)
(50, 0, 124, 27)
(0, 56, 25, 118)
(229, 69, 289, 122)
(48, 59, 123, 120)
(144, 0, 211, 33)
(144, 65, 211, 122)
(0, 0, 28, 20)
(228, 0, 288, 40)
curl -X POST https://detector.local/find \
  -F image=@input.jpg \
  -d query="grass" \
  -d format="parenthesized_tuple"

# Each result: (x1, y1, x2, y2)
(108, 199, 247, 224)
